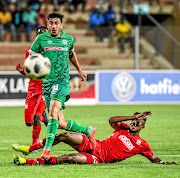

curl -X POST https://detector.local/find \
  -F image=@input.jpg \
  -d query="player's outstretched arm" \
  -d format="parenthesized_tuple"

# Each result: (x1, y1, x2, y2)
(69, 51, 87, 81)
(148, 155, 176, 164)
(16, 64, 26, 75)
(109, 111, 152, 127)
(109, 115, 137, 125)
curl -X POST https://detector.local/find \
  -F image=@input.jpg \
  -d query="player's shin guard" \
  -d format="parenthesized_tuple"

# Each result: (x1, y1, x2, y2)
(65, 120, 89, 135)
(43, 119, 59, 151)
(32, 125, 41, 145)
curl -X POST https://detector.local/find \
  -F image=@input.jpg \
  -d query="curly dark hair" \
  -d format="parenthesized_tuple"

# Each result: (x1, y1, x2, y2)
(47, 12, 64, 23)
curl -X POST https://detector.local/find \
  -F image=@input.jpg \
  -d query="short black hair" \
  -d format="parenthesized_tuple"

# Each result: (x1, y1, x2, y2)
(36, 26, 48, 34)
(133, 112, 146, 125)
(47, 12, 64, 23)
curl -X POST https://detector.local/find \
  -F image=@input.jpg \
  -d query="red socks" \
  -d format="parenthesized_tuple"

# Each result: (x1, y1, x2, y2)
(29, 137, 60, 152)
(25, 157, 57, 165)
(25, 158, 45, 165)
(29, 138, 46, 151)
(32, 125, 41, 145)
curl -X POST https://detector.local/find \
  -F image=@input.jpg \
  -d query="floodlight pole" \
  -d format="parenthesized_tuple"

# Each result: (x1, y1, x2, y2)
(135, 10, 141, 69)
(135, 25, 140, 69)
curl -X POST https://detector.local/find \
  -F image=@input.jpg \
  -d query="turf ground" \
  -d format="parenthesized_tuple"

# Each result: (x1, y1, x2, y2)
(0, 105, 179, 178)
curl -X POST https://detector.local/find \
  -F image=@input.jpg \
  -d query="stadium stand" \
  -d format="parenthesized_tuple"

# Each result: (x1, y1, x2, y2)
(0, 0, 179, 70)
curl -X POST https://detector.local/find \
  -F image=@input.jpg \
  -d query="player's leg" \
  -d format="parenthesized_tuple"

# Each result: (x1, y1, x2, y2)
(58, 109, 96, 150)
(52, 83, 96, 143)
(12, 132, 83, 155)
(41, 99, 61, 160)
(56, 153, 87, 164)
(58, 109, 94, 137)
(24, 109, 33, 127)
(38, 94, 49, 126)
(24, 95, 34, 127)
(32, 94, 46, 145)
(13, 153, 87, 165)
(12, 136, 59, 155)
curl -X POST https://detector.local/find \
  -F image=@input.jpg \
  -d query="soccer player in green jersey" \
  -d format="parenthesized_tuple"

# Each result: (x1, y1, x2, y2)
(29, 12, 96, 160)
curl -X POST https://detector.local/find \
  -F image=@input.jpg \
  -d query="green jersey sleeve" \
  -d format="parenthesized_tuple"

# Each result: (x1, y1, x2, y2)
(29, 35, 42, 54)
(69, 36, 74, 52)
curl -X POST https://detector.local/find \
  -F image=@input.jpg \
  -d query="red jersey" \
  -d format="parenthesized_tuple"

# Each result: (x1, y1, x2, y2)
(21, 47, 43, 95)
(93, 122, 153, 163)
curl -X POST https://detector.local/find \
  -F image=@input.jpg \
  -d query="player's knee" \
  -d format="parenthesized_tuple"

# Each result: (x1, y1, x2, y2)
(50, 112, 58, 119)
(56, 132, 71, 141)
(26, 123, 33, 127)
(67, 155, 78, 163)
(58, 119, 68, 129)
(49, 106, 59, 119)
(33, 114, 40, 123)
(59, 154, 77, 163)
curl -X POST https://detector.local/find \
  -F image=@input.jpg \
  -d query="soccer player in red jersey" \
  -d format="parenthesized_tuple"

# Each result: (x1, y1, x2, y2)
(12, 111, 176, 165)
(16, 26, 49, 150)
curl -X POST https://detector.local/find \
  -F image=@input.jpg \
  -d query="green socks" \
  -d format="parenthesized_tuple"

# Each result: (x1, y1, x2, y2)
(44, 119, 59, 151)
(65, 120, 91, 136)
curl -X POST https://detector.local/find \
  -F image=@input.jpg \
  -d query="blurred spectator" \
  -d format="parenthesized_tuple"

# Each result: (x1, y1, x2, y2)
(67, 0, 73, 13)
(104, 4, 117, 47)
(0, 7, 14, 41)
(16, 0, 28, 12)
(22, 6, 38, 41)
(51, 0, 65, 11)
(36, 7, 48, 26)
(89, 5, 105, 26)
(72, 0, 87, 12)
(96, 0, 109, 12)
(104, 4, 117, 26)
(89, 5, 109, 42)
(115, 16, 134, 54)
(9, 0, 18, 5)
(0, 0, 10, 10)
(9, 4, 17, 41)
(11, 5, 23, 41)
(29, 0, 42, 12)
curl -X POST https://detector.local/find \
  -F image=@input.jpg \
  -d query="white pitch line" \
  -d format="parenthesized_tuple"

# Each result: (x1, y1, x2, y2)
(0, 148, 10, 150)
(0, 140, 19, 143)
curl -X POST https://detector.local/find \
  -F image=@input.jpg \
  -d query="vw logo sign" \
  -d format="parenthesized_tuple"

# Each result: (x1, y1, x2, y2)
(111, 73, 136, 102)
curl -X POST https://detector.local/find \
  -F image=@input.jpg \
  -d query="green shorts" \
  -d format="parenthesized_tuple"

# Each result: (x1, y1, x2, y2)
(42, 80, 71, 112)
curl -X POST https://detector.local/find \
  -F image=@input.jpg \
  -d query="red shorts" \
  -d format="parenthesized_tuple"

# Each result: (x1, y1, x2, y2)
(24, 92, 46, 124)
(76, 135, 102, 164)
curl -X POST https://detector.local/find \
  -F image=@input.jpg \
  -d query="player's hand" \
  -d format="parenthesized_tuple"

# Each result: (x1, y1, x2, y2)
(16, 64, 23, 72)
(143, 111, 152, 116)
(135, 111, 152, 119)
(78, 70, 87, 81)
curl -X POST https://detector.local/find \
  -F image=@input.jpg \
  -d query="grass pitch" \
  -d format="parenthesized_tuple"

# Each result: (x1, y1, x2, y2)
(0, 105, 179, 178)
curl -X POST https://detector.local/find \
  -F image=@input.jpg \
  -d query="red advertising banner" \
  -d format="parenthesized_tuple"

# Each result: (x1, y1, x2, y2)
(69, 72, 95, 99)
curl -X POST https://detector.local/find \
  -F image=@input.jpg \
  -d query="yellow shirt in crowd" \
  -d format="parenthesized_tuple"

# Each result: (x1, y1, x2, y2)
(0, 12, 12, 24)
(116, 22, 131, 38)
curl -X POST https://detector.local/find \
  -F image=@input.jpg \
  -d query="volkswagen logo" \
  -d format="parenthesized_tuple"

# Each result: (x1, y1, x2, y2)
(111, 73, 136, 102)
